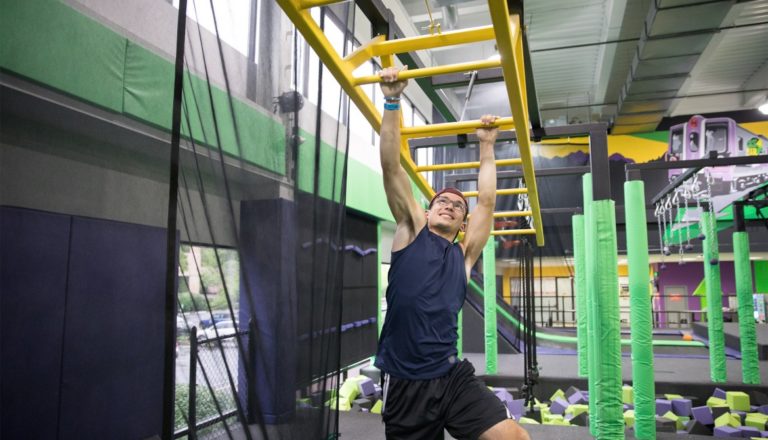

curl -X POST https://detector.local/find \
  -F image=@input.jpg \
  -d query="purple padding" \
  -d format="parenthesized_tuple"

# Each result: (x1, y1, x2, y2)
(739, 426, 760, 438)
(358, 377, 375, 397)
(624, 404, 634, 411)
(714, 388, 728, 399)
(0, 207, 71, 440)
(550, 398, 569, 415)
(60, 216, 167, 438)
(656, 399, 673, 416)
(494, 389, 514, 407)
(508, 399, 525, 419)
(759, 405, 768, 415)
(568, 391, 587, 405)
(672, 399, 693, 416)
(713, 426, 741, 438)
(760, 431, 768, 438)
(692, 406, 714, 425)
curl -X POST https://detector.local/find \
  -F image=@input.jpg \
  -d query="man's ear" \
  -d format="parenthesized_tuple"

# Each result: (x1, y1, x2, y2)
(459, 222, 466, 233)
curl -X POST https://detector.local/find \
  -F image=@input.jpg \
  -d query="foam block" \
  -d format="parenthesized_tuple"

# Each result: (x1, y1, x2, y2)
(494, 388, 514, 408)
(692, 405, 714, 425)
(715, 412, 741, 428)
(665, 393, 684, 400)
(712, 406, 730, 421)
(672, 398, 693, 416)
(713, 388, 728, 399)
(727, 392, 751, 412)
(624, 410, 635, 428)
(550, 398, 569, 415)
(358, 377, 375, 397)
(687, 419, 714, 435)
(623, 385, 634, 404)
(339, 378, 361, 401)
(745, 413, 768, 430)
(760, 405, 768, 415)
(656, 399, 672, 416)
(656, 416, 677, 432)
(663, 411, 685, 431)
(550, 389, 566, 402)
(710, 397, 729, 408)
(371, 400, 382, 414)
(713, 426, 740, 437)
(569, 412, 589, 427)
(508, 399, 525, 420)
(738, 426, 760, 438)
(568, 390, 588, 405)
(565, 404, 589, 418)
(352, 398, 372, 410)
(565, 386, 581, 399)
(518, 417, 540, 425)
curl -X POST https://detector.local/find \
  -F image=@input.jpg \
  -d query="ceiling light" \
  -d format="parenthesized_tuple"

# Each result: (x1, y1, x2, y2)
(759, 102, 768, 115)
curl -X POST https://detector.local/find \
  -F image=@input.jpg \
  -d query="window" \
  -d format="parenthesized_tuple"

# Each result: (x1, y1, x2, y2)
(174, 0, 255, 57)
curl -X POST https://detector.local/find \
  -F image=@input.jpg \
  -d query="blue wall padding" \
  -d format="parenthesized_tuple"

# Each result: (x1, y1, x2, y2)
(0, 207, 168, 439)
(58, 216, 167, 439)
(1, 207, 71, 440)
(240, 199, 298, 424)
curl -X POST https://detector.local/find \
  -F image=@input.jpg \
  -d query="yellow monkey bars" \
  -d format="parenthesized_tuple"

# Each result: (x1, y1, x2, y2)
(276, 0, 544, 246)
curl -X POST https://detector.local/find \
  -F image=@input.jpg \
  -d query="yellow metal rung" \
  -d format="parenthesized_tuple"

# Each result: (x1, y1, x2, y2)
(492, 229, 536, 236)
(416, 158, 521, 172)
(371, 25, 496, 56)
(298, 0, 348, 8)
(344, 35, 387, 69)
(355, 59, 501, 85)
(462, 188, 528, 198)
(401, 117, 515, 139)
(493, 211, 532, 218)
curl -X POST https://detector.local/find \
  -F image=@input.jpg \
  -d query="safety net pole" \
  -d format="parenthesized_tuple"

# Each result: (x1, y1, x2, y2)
(582, 173, 599, 436)
(733, 229, 761, 384)
(593, 199, 624, 439)
(457, 308, 463, 359)
(624, 180, 656, 439)
(483, 237, 498, 375)
(700, 210, 727, 382)
(572, 214, 588, 378)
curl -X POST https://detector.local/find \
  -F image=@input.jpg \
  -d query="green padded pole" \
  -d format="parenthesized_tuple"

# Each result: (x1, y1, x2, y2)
(701, 211, 727, 382)
(582, 173, 600, 436)
(572, 214, 589, 377)
(624, 181, 656, 439)
(483, 237, 498, 375)
(457, 308, 463, 359)
(593, 200, 624, 439)
(733, 231, 761, 384)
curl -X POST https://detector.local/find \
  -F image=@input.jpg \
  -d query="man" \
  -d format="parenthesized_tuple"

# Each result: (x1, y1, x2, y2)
(374, 66, 530, 440)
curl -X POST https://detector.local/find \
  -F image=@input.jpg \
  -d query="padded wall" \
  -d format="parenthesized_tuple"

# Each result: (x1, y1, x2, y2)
(0, 207, 168, 439)
(0, 207, 71, 439)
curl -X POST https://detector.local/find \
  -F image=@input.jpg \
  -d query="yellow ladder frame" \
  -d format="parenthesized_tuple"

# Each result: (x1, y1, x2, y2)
(276, 0, 545, 246)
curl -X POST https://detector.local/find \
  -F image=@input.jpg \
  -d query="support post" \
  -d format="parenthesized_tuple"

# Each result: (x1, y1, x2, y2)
(593, 199, 623, 439)
(624, 180, 656, 439)
(700, 210, 727, 382)
(572, 214, 588, 378)
(732, 202, 761, 384)
(483, 237, 498, 374)
(582, 173, 599, 436)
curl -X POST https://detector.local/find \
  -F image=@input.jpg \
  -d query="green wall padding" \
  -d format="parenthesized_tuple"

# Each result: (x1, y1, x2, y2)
(755, 261, 768, 293)
(701, 211, 727, 382)
(733, 232, 761, 384)
(593, 200, 624, 439)
(483, 237, 498, 375)
(624, 181, 656, 439)
(572, 214, 588, 377)
(582, 174, 599, 437)
(0, 0, 127, 113)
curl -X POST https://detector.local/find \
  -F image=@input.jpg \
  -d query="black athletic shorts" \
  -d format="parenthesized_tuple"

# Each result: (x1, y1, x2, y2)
(381, 359, 509, 440)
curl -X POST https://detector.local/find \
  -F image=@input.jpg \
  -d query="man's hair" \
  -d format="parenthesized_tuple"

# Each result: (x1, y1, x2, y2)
(429, 188, 469, 220)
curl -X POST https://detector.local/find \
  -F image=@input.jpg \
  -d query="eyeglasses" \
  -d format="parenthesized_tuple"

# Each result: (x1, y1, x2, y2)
(433, 196, 466, 214)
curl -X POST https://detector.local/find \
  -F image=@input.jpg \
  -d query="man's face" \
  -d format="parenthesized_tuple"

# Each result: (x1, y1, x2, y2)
(427, 193, 467, 233)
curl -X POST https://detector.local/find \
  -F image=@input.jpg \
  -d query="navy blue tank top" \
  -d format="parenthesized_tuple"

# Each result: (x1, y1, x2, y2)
(375, 226, 467, 380)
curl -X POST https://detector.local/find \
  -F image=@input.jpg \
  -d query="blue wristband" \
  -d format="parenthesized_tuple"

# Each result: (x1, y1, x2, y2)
(384, 102, 400, 111)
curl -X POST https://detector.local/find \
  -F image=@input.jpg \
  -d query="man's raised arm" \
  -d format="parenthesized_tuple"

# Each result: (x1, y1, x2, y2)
(461, 115, 498, 274)
(379, 67, 426, 251)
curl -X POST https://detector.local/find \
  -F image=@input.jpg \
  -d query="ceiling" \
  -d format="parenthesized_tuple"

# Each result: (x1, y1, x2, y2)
(393, 0, 768, 132)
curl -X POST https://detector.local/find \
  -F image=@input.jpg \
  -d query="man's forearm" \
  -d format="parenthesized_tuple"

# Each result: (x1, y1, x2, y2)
(476, 140, 496, 208)
(380, 104, 401, 173)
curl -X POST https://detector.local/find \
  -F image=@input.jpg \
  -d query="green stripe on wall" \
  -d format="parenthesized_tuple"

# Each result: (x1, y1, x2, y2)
(755, 261, 768, 293)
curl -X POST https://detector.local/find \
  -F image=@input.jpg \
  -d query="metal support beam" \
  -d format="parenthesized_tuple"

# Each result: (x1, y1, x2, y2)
(589, 127, 611, 201)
